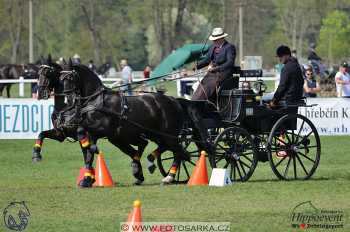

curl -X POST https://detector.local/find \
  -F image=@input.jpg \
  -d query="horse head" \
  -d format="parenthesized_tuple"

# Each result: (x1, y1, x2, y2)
(37, 55, 63, 100)
(60, 59, 103, 102)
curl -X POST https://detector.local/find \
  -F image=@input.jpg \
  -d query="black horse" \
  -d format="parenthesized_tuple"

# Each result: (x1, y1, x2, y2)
(0, 64, 27, 97)
(34, 57, 99, 188)
(60, 61, 190, 185)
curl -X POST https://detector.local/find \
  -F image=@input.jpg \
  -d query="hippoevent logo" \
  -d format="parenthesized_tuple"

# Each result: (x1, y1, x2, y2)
(3, 201, 30, 231)
(290, 201, 344, 230)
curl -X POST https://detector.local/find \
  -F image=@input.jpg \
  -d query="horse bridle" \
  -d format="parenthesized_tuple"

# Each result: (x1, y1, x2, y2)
(38, 65, 56, 99)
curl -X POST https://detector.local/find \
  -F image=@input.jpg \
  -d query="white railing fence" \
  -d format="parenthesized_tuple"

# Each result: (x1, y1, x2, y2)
(0, 70, 277, 97)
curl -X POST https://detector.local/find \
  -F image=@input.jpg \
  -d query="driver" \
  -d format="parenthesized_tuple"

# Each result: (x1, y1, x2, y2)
(269, 45, 304, 108)
(192, 27, 236, 101)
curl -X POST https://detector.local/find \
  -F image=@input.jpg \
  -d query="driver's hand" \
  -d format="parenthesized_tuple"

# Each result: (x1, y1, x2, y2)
(268, 99, 278, 108)
(192, 64, 197, 71)
(208, 66, 218, 73)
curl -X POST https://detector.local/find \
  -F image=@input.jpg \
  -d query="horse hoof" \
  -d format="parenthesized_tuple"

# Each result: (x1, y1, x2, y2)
(32, 154, 42, 163)
(162, 175, 174, 184)
(133, 179, 144, 186)
(79, 176, 95, 188)
(147, 163, 157, 174)
(131, 161, 145, 181)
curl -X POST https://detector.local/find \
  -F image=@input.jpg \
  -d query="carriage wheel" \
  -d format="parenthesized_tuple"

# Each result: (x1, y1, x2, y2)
(267, 114, 321, 180)
(211, 127, 258, 182)
(157, 140, 203, 184)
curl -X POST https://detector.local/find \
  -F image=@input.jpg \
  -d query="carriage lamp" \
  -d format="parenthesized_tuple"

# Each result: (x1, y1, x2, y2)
(252, 80, 267, 95)
(242, 81, 250, 90)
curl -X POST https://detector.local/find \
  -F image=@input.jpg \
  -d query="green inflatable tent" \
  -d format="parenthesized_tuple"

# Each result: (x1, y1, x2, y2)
(150, 43, 210, 79)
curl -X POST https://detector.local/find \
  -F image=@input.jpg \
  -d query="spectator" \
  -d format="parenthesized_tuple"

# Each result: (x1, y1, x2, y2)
(307, 43, 322, 61)
(143, 65, 151, 79)
(88, 60, 97, 73)
(335, 62, 350, 98)
(303, 68, 320, 98)
(56, 57, 66, 65)
(72, 54, 81, 65)
(120, 59, 132, 95)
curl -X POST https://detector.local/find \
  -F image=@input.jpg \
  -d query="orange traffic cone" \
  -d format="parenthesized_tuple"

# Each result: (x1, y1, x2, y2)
(93, 152, 115, 187)
(187, 151, 209, 186)
(126, 212, 132, 222)
(76, 167, 95, 186)
(125, 200, 142, 232)
(129, 200, 142, 223)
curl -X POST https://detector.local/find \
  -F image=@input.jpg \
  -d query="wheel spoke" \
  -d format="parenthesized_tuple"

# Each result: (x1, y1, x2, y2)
(223, 162, 229, 169)
(233, 164, 236, 180)
(270, 148, 288, 152)
(188, 150, 199, 154)
(161, 157, 174, 161)
(240, 154, 253, 163)
(214, 150, 226, 155)
(241, 151, 254, 156)
(293, 155, 297, 179)
(235, 162, 243, 181)
(296, 120, 305, 141)
(285, 132, 292, 144)
(239, 159, 251, 169)
(238, 160, 247, 176)
(217, 143, 229, 151)
(183, 162, 190, 177)
(215, 155, 225, 163)
(298, 152, 316, 163)
(283, 156, 292, 178)
(177, 164, 181, 182)
(300, 145, 318, 149)
(295, 153, 309, 176)
(187, 160, 196, 166)
(274, 155, 288, 168)
(275, 136, 287, 145)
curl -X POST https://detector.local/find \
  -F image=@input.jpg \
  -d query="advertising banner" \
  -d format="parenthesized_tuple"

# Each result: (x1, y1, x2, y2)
(0, 98, 349, 139)
(0, 99, 54, 139)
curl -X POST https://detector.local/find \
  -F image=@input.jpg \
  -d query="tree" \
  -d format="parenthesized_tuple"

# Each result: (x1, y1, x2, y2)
(318, 10, 350, 64)
(80, 0, 102, 64)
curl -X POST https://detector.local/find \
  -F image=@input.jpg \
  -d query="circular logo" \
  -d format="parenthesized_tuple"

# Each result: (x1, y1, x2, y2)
(120, 224, 129, 231)
(3, 201, 30, 231)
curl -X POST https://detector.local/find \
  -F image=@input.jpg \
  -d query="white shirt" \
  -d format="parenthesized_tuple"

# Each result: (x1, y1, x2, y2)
(122, 65, 132, 83)
(335, 71, 350, 97)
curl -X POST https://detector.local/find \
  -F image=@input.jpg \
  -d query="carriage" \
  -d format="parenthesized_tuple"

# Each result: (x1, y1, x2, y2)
(157, 68, 321, 183)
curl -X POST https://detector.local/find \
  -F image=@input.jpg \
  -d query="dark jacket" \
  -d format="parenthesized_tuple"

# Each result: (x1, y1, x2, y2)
(273, 57, 304, 103)
(197, 40, 236, 79)
(307, 50, 321, 61)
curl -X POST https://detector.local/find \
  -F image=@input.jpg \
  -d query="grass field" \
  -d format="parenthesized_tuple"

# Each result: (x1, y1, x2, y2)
(0, 136, 349, 232)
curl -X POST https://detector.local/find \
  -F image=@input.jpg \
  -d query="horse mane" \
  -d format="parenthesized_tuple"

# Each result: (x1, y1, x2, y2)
(72, 64, 103, 85)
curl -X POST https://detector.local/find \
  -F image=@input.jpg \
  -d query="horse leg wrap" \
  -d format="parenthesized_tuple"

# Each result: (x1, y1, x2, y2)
(131, 160, 144, 185)
(162, 165, 177, 184)
(32, 139, 43, 162)
(79, 169, 95, 188)
(80, 136, 90, 148)
(147, 150, 159, 174)
(169, 165, 177, 177)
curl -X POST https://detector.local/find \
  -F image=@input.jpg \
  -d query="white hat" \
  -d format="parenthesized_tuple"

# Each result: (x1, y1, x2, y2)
(209, 27, 228, 41)
(73, 54, 80, 59)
